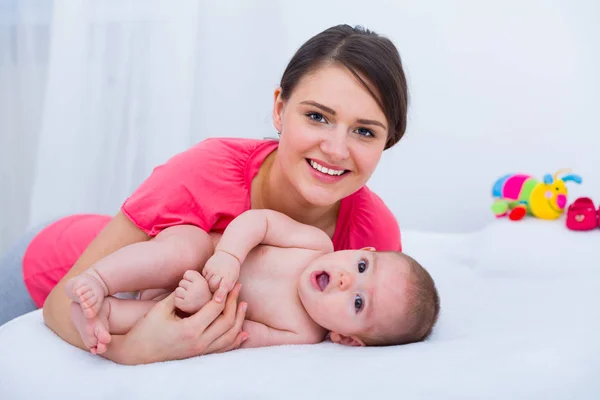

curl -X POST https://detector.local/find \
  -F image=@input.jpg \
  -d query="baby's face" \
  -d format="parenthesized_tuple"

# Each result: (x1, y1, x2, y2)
(297, 248, 411, 344)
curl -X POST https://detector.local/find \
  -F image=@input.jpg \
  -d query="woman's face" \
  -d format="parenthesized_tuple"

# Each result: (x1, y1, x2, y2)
(272, 63, 388, 207)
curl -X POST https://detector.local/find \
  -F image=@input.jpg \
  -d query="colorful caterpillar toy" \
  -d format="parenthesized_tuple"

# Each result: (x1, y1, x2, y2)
(491, 169, 582, 220)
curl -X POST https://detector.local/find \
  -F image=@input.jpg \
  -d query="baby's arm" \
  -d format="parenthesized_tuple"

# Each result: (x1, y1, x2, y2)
(203, 209, 333, 300)
(240, 320, 322, 349)
(216, 209, 333, 263)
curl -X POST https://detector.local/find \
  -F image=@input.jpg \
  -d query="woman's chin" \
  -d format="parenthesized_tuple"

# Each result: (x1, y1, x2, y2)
(298, 184, 351, 208)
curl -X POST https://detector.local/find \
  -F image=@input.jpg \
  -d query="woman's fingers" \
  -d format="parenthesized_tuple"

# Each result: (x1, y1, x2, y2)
(213, 281, 231, 303)
(182, 282, 241, 340)
(205, 299, 248, 354)
(196, 283, 243, 346)
(211, 330, 248, 354)
(154, 292, 178, 317)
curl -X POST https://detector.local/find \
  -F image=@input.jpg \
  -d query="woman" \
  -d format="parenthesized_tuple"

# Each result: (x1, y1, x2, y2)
(0, 24, 409, 364)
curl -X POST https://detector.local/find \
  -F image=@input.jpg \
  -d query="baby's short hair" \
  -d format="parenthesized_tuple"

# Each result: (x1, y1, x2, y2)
(363, 252, 440, 346)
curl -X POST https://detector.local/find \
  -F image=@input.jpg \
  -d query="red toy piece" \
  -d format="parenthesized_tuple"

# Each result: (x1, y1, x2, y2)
(508, 205, 527, 221)
(566, 197, 597, 231)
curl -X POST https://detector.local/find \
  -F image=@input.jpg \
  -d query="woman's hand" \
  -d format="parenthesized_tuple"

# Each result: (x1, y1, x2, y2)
(105, 283, 248, 365)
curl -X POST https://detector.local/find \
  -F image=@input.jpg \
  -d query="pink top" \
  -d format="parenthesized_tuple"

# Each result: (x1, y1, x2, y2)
(121, 137, 401, 251)
(22, 137, 401, 307)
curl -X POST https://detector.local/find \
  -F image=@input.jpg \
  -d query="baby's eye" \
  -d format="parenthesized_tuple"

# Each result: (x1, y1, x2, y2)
(357, 260, 367, 273)
(354, 295, 364, 312)
(306, 112, 327, 123)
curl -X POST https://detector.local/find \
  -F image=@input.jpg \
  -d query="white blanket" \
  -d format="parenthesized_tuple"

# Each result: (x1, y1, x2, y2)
(1, 220, 599, 399)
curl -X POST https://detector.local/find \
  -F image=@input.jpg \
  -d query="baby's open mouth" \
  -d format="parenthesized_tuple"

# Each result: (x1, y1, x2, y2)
(316, 272, 330, 291)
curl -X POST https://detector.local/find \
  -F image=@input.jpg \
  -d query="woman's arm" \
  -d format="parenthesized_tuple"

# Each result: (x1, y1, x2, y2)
(43, 211, 248, 364)
(43, 211, 150, 351)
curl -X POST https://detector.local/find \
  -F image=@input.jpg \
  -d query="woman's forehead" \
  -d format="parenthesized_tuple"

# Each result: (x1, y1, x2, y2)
(290, 64, 385, 118)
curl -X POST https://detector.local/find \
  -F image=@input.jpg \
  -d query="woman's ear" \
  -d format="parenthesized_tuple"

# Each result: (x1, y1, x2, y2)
(272, 87, 284, 133)
(329, 332, 366, 347)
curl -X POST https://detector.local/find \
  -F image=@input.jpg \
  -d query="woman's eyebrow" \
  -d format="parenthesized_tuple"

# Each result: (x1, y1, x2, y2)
(357, 118, 386, 130)
(300, 100, 335, 115)
(300, 100, 387, 130)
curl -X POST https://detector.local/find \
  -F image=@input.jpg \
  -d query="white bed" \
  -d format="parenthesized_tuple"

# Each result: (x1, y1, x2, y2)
(1, 218, 599, 399)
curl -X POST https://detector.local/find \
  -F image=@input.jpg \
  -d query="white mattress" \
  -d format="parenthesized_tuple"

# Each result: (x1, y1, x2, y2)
(1, 219, 599, 399)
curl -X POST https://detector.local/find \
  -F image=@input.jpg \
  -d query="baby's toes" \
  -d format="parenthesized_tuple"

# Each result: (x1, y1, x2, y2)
(178, 278, 191, 290)
(74, 284, 91, 297)
(174, 295, 192, 312)
(81, 295, 103, 318)
(183, 270, 202, 282)
(174, 287, 187, 299)
(82, 303, 99, 319)
(95, 325, 111, 345)
(82, 324, 99, 348)
(94, 342, 108, 355)
(77, 289, 94, 304)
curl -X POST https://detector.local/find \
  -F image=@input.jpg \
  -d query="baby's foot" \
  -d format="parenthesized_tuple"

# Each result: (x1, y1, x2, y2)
(174, 270, 211, 314)
(64, 269, 109, 318)
(70, 301, 111, 355)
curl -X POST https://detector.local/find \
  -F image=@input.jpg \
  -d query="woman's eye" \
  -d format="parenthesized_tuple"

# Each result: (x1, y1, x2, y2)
(356, 127, 374, 137)
(357, 260, 367, 273)
(354, 295, 364, 312)
(306, 112, 326, 123)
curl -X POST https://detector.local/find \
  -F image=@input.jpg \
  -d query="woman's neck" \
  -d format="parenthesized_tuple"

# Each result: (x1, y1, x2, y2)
(252, 151, 340, 235)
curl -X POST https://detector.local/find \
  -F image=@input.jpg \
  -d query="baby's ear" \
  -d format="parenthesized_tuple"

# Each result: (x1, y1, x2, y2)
(329, 332, 366, 347)
(360, 247, 376, 252)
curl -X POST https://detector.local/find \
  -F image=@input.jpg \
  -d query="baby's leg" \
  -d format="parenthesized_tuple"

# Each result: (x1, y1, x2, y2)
(70, 296, 156, 354)
(174, 270, 211, 314)
(65, 225, 214, 318)
(138, 288, 170, 301)
(104, 297, 156, 335)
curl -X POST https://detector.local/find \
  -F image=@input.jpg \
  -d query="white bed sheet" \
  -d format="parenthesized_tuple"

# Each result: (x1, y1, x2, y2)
(1, 219, 599, 399)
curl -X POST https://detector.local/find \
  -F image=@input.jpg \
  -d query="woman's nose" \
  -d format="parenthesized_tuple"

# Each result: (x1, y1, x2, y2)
(320, 129, 349, 161)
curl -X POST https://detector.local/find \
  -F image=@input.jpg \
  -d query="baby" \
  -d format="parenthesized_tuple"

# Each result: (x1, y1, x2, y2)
(65, 209, 440, 354)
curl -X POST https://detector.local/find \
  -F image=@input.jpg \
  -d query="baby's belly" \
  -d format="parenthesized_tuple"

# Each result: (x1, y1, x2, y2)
(235, 245, 322, 330)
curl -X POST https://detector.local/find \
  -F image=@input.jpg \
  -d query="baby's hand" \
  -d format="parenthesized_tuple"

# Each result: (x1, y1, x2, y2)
(202, 250, 241, 303)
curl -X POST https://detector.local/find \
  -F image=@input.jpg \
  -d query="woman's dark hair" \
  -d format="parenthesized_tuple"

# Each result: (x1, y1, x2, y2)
(279, 24, 409, 150)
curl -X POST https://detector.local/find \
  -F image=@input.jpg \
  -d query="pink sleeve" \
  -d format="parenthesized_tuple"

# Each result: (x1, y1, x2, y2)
(121, 138, 249, 236)
(346, 189, 402, 252)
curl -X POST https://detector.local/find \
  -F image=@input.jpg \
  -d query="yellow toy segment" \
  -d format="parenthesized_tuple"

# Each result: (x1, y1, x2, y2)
(528, 178, 568, 220)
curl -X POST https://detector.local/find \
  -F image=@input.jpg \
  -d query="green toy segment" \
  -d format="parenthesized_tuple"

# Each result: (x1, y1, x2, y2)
(518, 179, 537, 204)
(491, 201, 508, 215)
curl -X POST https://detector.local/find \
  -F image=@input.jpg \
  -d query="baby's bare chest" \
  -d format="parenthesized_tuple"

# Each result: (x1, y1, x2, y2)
(236, 246, 319, 330)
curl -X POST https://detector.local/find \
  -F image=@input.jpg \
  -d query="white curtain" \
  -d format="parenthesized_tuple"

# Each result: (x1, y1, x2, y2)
(1, 0, 599, 253)
(0, 0, 286, 253)
(1, 0, 52, 253)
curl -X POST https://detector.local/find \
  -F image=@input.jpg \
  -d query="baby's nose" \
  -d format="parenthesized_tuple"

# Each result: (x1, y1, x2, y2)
(338, 273, 354, 290)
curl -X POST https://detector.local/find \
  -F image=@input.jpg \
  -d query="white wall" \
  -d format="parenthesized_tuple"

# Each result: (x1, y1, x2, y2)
(359, 0, 600, 232)
(1, 0, 599, 254)
(189, 0, 600, 233)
